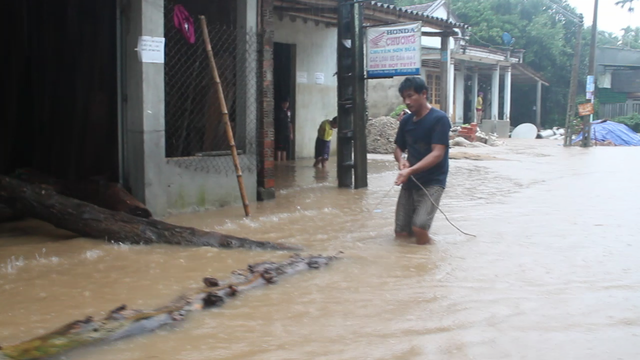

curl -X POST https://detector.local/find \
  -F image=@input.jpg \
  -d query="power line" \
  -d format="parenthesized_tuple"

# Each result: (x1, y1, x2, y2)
(545, 0, 584, 24)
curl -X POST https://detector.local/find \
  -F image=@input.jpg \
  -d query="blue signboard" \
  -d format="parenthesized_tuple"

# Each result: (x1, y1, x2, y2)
(366, 22, 422, 79)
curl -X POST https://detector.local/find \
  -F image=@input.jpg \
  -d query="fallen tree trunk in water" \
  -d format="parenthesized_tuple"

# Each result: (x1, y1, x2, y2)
(11, 169, 153, 219)
(0, 253, 341, 360)
(0, 204, 22, 223)
(0, 175, 299, 251)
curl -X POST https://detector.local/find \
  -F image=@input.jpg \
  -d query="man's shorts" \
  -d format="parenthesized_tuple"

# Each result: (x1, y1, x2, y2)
(314, 138, 331, 160)
(395, 185, 445, 233)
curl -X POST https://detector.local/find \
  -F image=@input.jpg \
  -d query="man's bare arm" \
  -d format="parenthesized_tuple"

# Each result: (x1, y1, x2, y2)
(395, 144, 446, 185)
(394, 146, 409, 170)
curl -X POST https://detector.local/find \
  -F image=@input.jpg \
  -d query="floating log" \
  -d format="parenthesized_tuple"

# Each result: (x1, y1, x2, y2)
(0, 175, 299, 251)
(0, 253, 341, 360)
(0, 204, 22, 223)
(11, 169, 153, 219)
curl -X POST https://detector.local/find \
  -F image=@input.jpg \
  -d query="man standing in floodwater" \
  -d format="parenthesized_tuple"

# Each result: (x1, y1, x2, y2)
(393, 76, 451, 245)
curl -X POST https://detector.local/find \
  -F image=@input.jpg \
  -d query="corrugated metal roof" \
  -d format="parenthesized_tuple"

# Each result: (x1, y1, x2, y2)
(273, 0, 468, 30)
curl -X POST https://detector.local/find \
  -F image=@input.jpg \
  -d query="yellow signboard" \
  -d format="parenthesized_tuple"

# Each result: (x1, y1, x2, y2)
(578, 102, 594, 117)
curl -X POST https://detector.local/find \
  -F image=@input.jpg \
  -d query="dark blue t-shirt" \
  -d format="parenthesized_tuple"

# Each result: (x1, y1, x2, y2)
(394, 108, 451, 189)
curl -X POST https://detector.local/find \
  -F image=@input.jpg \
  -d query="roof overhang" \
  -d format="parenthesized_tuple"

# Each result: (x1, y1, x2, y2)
(421, 56, 549, 86)
(273, 1, 469, 30)
(421, 44, 548, 86)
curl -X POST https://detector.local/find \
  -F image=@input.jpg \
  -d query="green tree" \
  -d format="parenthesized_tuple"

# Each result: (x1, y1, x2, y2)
(616, 0, 635, 12)
(620, 26, 640, 49)
(598, 30, 621, 47)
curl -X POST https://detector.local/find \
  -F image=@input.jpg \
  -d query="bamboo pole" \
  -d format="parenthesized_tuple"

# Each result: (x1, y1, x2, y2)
(199, 15, 251, 217)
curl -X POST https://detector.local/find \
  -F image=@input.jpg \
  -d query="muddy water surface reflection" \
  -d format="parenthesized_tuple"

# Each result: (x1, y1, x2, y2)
(1, 140, 639, 360)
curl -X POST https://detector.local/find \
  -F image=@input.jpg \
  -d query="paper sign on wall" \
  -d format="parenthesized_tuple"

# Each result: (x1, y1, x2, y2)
(315, 73, 325, 84)
(366, 21, 421, 78)
(297, 72, 308, 83)
(137, 36, 165, 63)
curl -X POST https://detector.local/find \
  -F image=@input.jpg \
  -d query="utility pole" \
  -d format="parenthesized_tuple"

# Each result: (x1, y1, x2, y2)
(337, 0, 354, 188)
(582, 0, 598, 148)
(336, 0, 367, 189)
(352, 2, 368, 189)
(564, 15, 584, 147)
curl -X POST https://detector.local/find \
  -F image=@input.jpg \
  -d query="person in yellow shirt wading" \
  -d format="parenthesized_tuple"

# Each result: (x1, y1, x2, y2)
(313, 117, 338, 168)
(475, 92, 483, 124)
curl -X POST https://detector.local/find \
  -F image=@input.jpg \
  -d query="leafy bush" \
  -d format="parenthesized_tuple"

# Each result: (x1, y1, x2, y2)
(389, 104, 407, 118)
(613, 113, 640, 133)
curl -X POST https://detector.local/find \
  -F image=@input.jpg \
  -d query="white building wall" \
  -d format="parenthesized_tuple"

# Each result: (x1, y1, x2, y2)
(123, 0, 258, 217)
(420, 7, 457, 49)
(273, 20, 338, 159)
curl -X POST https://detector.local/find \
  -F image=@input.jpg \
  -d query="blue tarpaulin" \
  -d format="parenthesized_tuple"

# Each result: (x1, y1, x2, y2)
(572, 120, 640, 146)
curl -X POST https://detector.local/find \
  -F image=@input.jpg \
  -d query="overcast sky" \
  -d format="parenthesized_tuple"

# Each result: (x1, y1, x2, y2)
(566, 0, 637, 34)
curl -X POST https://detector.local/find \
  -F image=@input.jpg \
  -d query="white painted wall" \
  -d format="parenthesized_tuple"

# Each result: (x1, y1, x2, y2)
(274, 19, 338, 159)
(420, 6, 458, 49)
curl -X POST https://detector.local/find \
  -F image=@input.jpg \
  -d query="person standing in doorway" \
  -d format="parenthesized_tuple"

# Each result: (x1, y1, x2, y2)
(475, 92, 484, 124)
(393, 76, 451, 245)
(275, 98, 293, 162)
(313, 117, 338, 168)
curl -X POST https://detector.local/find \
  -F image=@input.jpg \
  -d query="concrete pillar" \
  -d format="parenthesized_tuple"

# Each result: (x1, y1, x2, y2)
(122, 0, 167, 215)
(440, 35, 450, 115)
(491, 65, 500, 120)
(454, 71, 465, 124)
(448, 60, 455, 120)
(472, 68, 479, 122)
(236, 0, 258, 157)
(536, 81, 542, 129)
(503, 65, 512, 122)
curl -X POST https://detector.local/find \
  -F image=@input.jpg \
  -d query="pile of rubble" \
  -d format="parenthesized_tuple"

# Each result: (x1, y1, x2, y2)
(449, 125, 505, 147)
(365, 117, 505, 154)
(366, 116, 398, 154)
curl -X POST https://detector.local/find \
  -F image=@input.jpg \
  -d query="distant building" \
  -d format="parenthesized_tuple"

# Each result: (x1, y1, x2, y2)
(367, 0, 548, 135)
(596, 47, 640, 119)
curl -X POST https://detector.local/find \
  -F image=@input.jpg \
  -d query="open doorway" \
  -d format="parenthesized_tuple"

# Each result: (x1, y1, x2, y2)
(1, 1, 119, 183)
(273, 42, 297, 161)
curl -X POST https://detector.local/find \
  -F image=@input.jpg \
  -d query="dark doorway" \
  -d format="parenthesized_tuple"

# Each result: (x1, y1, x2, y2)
(273, 42, 297, 160)
(1, 1, 119, 183)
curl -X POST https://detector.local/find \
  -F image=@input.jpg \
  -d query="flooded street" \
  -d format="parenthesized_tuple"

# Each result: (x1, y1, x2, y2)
(1, 139, 639, 359)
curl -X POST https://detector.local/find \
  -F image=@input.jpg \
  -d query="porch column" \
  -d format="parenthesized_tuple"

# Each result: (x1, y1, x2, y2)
(491, 65, 500, 120)
(123, 0, 167, 215)
(472, 68, 479, 122)
(503, 65, 512, 123)
(536, 80, 542, 129)
(448, 59, 455, 120)
(454, 70, 465, 124)
(440, 35, 451, 116)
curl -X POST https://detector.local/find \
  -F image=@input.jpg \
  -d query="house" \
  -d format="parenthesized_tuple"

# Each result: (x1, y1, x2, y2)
(367, 1, 549, 135)
(2, 0, 467, 218)
(595, 46, 640, 119)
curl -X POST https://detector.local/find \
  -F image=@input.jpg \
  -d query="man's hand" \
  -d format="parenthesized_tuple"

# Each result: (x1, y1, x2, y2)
(398, 159, 410, 171)
(395, 168, 412, 185)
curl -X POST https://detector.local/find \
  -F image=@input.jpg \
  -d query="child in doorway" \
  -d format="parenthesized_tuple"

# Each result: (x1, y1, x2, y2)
(313, 117, 338, 168)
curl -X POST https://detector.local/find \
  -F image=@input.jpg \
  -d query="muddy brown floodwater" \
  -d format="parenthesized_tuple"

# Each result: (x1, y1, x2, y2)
(1, 139, 639, 360)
